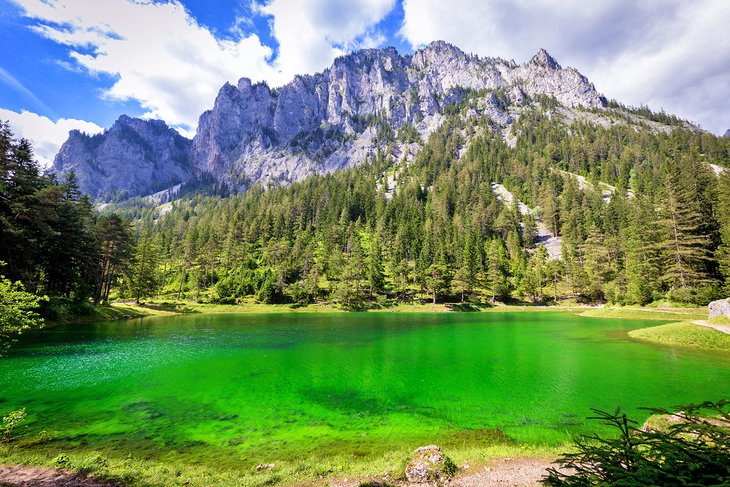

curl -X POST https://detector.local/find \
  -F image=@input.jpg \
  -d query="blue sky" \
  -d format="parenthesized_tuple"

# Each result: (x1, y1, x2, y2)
(1, 0, 728, 166)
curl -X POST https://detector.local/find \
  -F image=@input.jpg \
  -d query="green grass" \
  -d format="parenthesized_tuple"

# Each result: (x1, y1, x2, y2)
(111, 298, 595, 317)
(576, 306, 706, 321)
(709, 315, 730, 326)
(629, 322, 730, 353)
(0, 437, 567, 486)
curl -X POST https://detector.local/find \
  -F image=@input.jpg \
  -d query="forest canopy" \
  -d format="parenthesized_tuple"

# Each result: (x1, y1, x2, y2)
(2, 98, 730, 312)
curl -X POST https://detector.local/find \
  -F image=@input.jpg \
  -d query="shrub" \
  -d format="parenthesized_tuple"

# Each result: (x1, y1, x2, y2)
(1, 408, 27, 442)
(543, 400, 730, 486)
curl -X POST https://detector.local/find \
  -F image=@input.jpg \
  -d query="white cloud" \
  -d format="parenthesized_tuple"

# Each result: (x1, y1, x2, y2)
(400, 0, 730, 134)
(12, 0, 278, 133)
(11, 0, 397, 135)
(0, 108, 104, 167)
(258, 0, 396, 80)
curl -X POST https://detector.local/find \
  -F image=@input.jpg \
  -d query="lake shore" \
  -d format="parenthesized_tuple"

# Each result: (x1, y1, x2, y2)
(101, 299, 729, 354)
(0, 440, 569, 487)
(4, 301, 726, 487)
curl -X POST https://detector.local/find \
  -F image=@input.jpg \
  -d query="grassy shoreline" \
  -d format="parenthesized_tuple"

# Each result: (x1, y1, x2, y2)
(82, 299, 729, 356)
(0, 439, 570, 486)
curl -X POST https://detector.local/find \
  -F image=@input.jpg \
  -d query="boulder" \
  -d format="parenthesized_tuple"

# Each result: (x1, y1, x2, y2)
(404, 445, 456, 484)
(708, 298, 730, 318)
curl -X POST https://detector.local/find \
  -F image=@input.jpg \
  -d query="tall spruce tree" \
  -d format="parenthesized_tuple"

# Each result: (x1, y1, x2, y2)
(656, 160, 715, 293)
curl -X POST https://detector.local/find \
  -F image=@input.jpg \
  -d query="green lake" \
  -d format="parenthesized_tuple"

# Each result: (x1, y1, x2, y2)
(1, 312, 729, 465)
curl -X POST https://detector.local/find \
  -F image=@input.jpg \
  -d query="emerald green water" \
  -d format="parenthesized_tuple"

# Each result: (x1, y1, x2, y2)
(1, 312, 729, 465)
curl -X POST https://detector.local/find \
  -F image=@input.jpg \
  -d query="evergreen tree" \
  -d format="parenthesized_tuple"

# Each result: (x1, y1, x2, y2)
(424, 263, 448, 304)
(716, 171, 730, 293)
(656, 160, 715, 294)
(128, 233, 160, 304)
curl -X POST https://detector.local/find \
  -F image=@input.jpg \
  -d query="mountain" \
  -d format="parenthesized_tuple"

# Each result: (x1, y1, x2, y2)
(52, 115, 193, 201)
(724, 129, 730, 137)
(53, 41, 612, 200)
(193, 43, 606, 188)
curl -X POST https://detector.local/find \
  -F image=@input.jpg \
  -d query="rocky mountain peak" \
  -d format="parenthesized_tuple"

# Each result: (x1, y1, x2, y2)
(724, 129, 730, 137)
(53, 42, 611, 200)
(529, 48, 560, 69)
(52, 115, 193, 201)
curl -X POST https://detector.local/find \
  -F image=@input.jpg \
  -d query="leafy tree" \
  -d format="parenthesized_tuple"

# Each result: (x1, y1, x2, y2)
(0, 267, 46, 356)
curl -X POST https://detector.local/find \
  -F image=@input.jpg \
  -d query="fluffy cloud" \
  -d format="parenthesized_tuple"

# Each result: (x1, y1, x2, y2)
(258, 0, 396, 79)
(400, 0, 730, 134)
(12, 0, 277, 133)
(0, 108, 104, 167)
(11, 0, 396, 134)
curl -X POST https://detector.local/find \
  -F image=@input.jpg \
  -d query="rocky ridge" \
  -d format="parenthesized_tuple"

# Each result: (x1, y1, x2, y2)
(192, 42, 606, 189)
(51, 115, 193, 200)
(52, 41, 610, 200)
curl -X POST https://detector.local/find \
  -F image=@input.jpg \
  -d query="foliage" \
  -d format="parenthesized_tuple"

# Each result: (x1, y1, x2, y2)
(442, 455, 459, 477)
(543, 400, 730, 486)
(1, 407, 27, 442)
(96, 106, 730, 309)
(0, 268, 46, 355)
(5, 96, 730, 310)
(0, 122, 134, 317)
(397, 123, 422, 144)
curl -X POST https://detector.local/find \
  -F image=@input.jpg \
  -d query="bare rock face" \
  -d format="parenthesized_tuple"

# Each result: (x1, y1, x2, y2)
(709, 298, 730, 318)
(192, 42, 607, 190)
(51, 115, 193, 201)
(404, 445, 456, 484)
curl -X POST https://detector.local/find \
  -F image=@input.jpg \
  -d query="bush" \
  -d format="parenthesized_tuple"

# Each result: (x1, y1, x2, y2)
(666, 284, 723, 306)
(543, 400, 730, 486)
(1, 408, 27, 442)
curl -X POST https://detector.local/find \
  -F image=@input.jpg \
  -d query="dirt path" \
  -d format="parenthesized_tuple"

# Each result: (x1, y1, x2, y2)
(450, 457, 558, 486)
(693, 320, 730, 335)
(2, 457, 562, 487)
(327, 457, 560, 487)
(0, 466, 117, 487)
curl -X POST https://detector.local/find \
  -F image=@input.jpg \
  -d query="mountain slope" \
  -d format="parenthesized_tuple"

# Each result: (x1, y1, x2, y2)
(52, 115, 193, 200)
(52, 41, 610, 200)
(192, 42, 606, 188)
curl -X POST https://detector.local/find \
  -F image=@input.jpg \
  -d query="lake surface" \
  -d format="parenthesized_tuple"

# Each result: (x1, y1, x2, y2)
(1, 312, 729, 465)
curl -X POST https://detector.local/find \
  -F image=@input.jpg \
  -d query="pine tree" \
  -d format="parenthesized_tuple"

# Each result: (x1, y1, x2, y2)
(656, 160, 715, 292)
(424, 263, 448, 304)
(128, 233, 160, 304)
(486, 239, 509, 303)
(716, 171, 730, 293)
(93, 215, 134, 304)
(623, 198, 662, 304)
(366, 235, 384, 299)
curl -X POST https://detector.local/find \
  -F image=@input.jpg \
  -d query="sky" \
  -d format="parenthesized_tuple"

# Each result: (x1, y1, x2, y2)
(0, 0, 728, 167)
